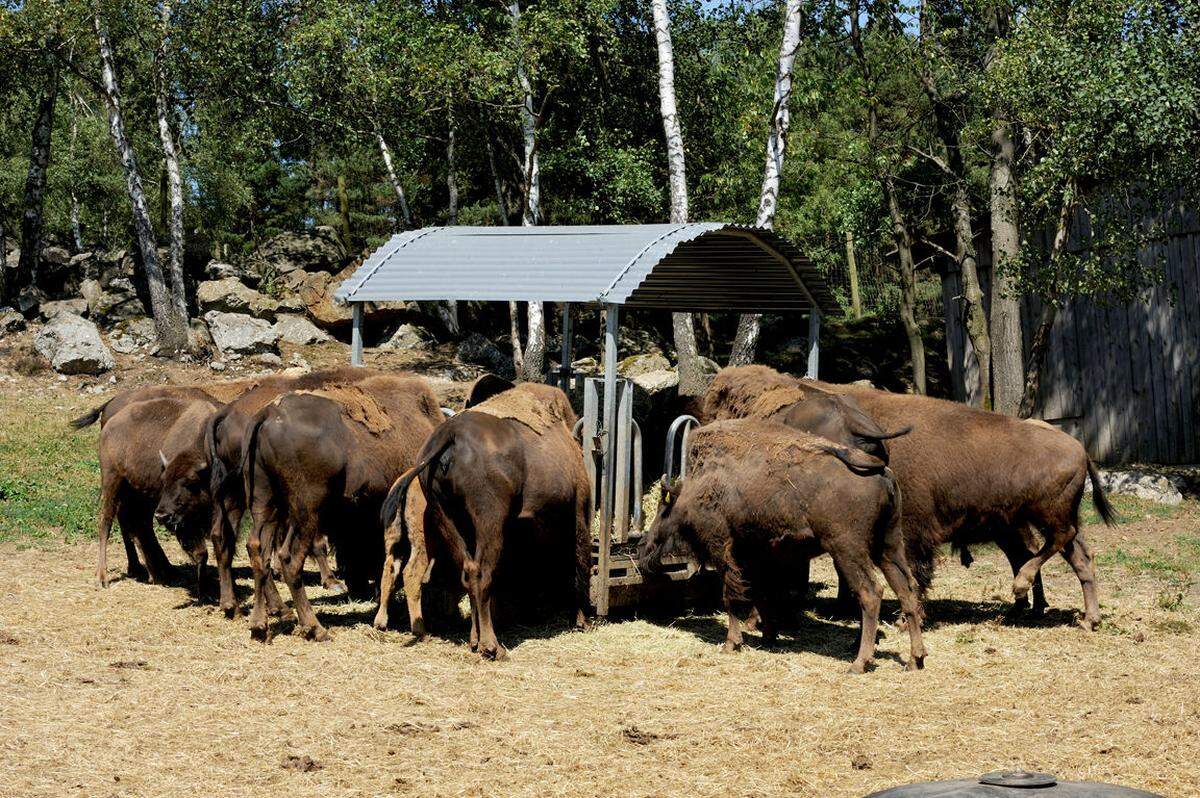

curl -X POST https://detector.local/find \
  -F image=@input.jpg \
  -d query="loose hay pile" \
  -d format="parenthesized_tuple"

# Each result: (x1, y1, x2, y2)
(2, 504, 1198, 798)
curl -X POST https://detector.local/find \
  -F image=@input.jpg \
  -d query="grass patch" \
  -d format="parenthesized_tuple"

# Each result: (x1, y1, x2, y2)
(1080, 493, 1180, 526)
(0, 396, 100, 544)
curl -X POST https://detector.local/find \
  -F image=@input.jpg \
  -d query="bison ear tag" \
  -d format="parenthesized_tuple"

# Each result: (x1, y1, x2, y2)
(979, 770, 1057, 788)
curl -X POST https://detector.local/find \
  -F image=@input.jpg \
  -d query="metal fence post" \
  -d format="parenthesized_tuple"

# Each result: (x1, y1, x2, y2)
(806, 309, 820, 379)
(596, 303, 619, 617)
(351, 302, 364, 366)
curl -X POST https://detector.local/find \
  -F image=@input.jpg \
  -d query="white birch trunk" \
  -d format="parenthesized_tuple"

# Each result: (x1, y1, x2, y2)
(510, 0, 545, 379)
(729, 0, 803, 366)
(375, 129, 412, 228)
(96, 7, 186, 353)
(155, 0, 187, 320)
(17, 63, 56, 295)
(651, 0, 703, 394)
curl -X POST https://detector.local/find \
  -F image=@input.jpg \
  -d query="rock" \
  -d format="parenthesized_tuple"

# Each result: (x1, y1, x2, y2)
(456, 333, 514, 380)
(252, 352, 283, 367)
(108, 318, 157, 354)
(39, 298, 89, 320)
(204, 260, 257, 286)
(196, 278, 283, 321)
(618, 352, 671, 378)
(247, 226, 345, 277)
(81, 277, 144, 323)
(570, 357, 600, 376)
(379, 323, 433, 351)
(630, 369, 680, 395)
(288, 352, 311, 370)
(0, 308, 27, 334)
(1091, 469, 1184, 505)
(40, 245, 70, 267)
(94, 249, 136, 288)
(33, 313, 116, 375)
(188, 317, 214, 354)
(210, 361, 227, 372)
(204, 311, 280, 356)
(297, 264, 415, 330)
(273, 314, 333, 345)
(618, 325, 666, 357)
(15, 286, 46, 316)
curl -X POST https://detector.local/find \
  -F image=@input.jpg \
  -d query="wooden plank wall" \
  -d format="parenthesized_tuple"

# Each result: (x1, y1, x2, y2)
(1016, 226, 1200, 464)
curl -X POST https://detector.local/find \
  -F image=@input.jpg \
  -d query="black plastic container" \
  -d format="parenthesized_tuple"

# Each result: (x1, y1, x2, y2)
(866, 770, 1165, 797)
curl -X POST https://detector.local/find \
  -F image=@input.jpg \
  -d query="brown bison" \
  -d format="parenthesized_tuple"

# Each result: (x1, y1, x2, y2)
(242, 374, 443, 641)
(202, 367, 380, 615)
(696, 366, 911, 464)
(381, 379, 591, 660)
(707, 366, 1113, 629)
(638, 419, 927, 673)
(92, 390, 222, 590)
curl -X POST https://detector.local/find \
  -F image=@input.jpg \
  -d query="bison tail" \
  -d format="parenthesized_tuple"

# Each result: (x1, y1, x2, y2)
(206, 411, 229, 500)
(242, 414, 268, 522)
(820, 444, 887, 475)
(1087, 459, 1117, 527)
(69, 399, 113, 430)
(380, 431, 454, 531)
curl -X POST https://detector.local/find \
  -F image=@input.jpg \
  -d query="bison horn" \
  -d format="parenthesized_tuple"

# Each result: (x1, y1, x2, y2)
(159, 450, 169, 470)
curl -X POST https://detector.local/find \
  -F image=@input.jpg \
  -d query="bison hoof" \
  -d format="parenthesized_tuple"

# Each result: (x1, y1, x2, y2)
(1079, 617, 1100, 632)
(906, 656, 925, 672)
(249, 624, 270, 643)
(410, 618, 426, 640)
(303, 625, 330, 642)
(323, 579, 348, 597)
(480, 643, 508, 661)
(372, 614, 390, 632)
(720, 640, 742, 654)
(848, 659, 868, 674)
(222, 604, 242, 620)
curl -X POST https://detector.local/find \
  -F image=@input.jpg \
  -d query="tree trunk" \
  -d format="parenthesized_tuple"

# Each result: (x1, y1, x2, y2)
(484, 125, 509, 226)
(155, 0, 187, 320)
(446, 109, 458, 225)
(1018, 193, 1073, 418)
(989, 118, 1023, 415)
(511, 0, 545, 380)
(884, 175, 926, 394)
(68, 106, 84, 251)
(95, 8, 186, 353)
(729, 0, 803, 365)
(651, 0, 703, 394)
(375, 129, 412, 228)
(337, 174, 352, 246)
(17, 62, 58, 301)
(845, 230, 862, 319)
(509, 301, 525, 375)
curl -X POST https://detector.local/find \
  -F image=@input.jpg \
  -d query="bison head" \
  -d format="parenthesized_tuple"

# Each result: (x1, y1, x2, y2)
(776, 393, 909, 464)
(637, 477, 685, 576)
(155, 450, 212, 540)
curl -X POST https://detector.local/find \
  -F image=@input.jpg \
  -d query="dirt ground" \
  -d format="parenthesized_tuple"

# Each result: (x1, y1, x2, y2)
(1, 359, 1199, 797)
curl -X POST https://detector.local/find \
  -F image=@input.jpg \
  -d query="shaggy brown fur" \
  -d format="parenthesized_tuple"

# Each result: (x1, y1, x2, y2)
(202, 367, 385, 615)
(242, 374, 443, 641)
(94, 391, 222, 591)
(639, 419, 927, 673)
(698, 366, 910, 464)
(810, 376, 1114, 629)
(381, 380, 591, 660)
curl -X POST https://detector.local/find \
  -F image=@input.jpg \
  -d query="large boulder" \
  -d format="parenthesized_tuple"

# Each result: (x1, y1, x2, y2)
(107, 317, 157, 354)
(196, 278, 284, 321)
(81, 277, 144, 324)
(273, 313, 333, 345)
(297, 264, 413, 330)
(204, 259, 258, 286)
(247, 226, 345, 278)
(39, 298, 89, 320)
(0, 307, 26, 334)
(15, 286, 46, 317)
(378, 323, 433, 351)
(618, 352, 671, 378)
(456, 333, 514, 380)
(204, 311, 280, 356)
(33, 313, 116, 375)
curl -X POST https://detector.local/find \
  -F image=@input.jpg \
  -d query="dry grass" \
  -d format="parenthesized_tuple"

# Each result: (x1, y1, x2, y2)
(1, 376, 1199, 797)
(1, 509, 1198, 798)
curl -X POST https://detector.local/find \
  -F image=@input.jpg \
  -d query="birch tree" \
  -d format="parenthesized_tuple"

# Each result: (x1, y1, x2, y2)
(154, 0, 186, 319)
(15, 57, 58, 301)
(95, 4, 186, 352)
(728, 0, 802, 366)
(650, 0, 703, 395)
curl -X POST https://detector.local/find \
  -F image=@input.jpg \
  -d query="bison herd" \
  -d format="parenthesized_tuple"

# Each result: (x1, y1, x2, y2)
(73, 362, 1115, 672)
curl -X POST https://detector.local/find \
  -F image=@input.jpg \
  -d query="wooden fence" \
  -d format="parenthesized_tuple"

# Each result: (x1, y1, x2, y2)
(943, 225, 1200, 465)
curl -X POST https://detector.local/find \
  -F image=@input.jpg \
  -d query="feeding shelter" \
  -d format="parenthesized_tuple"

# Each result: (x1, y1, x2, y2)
(335, 223, 838, 615)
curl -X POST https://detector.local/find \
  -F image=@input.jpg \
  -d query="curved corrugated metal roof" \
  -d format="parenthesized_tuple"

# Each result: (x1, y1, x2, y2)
(334, 223, 837, 314)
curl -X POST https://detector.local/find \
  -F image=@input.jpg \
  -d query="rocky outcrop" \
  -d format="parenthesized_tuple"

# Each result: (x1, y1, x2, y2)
(38, 298, 88, 320)
(247, 226, 345, 278)
(204, 311, 280, 356)
(1089, 469, 1185, 506)
(456, 333, 514, 380)
(0, 308, 26, 334)
(108, 318, 157, 354)
(297, 264, 412, 330)
(273, 314, 333, 345)
(33, 313, 115, 375)
(196, 278, 300, 322)
(204, 260, 257, 285)
(379, 323, 433, 351)
(80, 277, 144, 324)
